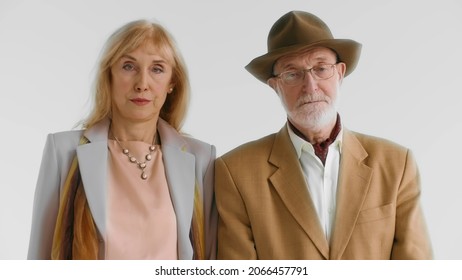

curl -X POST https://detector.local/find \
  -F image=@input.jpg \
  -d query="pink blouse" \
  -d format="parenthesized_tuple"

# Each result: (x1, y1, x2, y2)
(106, 140, 178, 259)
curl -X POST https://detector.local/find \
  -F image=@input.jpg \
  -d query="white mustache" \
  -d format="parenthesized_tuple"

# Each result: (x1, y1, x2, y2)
(295, 92, 330, 107)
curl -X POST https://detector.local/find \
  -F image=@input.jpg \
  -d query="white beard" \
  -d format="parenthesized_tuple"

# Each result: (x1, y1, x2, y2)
(285, 91, 339, 131)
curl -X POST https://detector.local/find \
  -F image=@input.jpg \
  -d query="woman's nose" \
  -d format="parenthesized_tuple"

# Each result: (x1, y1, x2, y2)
(135, 71, 149, 92)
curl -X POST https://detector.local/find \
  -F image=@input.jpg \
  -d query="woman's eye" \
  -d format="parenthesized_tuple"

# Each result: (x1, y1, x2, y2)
(152, 66, 164, 74)
(122, 63, 135, 71)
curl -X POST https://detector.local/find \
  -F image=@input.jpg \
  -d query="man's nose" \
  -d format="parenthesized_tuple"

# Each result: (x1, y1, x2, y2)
(302, 70, 318, 93)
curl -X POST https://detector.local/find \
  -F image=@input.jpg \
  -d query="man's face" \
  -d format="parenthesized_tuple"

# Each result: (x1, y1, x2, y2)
(268, 47, 346, 132)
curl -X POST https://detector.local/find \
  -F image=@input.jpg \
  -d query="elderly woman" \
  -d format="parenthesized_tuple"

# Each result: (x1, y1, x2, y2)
(27, 20, 216, 260)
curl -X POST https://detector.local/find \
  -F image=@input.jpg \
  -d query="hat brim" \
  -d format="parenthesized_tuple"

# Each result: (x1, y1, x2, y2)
(245, 39, 362, 83)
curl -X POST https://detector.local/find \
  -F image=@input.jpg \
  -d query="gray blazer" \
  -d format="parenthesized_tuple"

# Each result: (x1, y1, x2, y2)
(27, 118, 217, 259)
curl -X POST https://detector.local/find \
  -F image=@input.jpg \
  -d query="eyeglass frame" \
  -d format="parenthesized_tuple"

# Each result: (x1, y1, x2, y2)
(272, 63, 340, 86)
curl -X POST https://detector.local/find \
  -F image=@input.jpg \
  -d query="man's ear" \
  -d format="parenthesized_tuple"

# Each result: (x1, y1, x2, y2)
(336, 62, 346, 83)
(267, 77, 278, 91)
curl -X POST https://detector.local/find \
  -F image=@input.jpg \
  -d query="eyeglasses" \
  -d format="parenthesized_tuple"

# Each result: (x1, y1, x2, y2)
(274, 64, 338, 86)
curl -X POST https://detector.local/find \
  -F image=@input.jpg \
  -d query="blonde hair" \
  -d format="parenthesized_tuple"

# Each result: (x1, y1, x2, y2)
(83, 19, 189, 131)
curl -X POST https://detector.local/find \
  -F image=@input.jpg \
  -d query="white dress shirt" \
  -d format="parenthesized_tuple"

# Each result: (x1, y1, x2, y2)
(287, 124, 343, 241)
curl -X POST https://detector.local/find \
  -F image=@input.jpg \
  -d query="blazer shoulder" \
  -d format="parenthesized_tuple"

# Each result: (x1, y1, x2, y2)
(158, 118, 214, 160)
(349, 130, 408, 152)
(183, 135, 213, 154)
(220, 133, 277, 162)
(182, 135, 215, 160)
(47, 130, 84, 154)
(346, 130, 412, 166)
(182, 135, 216, 173)
(52, 129, 84, 143)
(41, 130, 84, 174)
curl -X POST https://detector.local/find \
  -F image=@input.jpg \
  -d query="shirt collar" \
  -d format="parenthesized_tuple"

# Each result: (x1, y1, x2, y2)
(287, 118, 344, 159)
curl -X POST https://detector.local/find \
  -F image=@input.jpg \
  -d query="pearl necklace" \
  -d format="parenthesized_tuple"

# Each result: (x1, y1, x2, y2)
(113, 133, 157, 180)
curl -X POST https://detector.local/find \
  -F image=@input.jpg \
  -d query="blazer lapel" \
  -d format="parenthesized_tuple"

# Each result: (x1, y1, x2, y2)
(76, 119, 110, 240)
(75, 118, 195, 259)
(158, 119, 195, 260)
(269, 125, 329, 259)
(329, 129, 372, 259)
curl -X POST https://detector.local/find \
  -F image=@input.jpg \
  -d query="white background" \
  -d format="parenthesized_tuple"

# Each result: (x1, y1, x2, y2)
(0, 0, 461, 260)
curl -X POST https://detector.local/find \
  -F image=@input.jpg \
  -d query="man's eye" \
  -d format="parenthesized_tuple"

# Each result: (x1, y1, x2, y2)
(284, 71, 302, 80)
(314, 65, 332, 73)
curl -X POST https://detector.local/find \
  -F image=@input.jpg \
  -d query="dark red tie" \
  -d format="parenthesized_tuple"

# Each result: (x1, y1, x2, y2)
(313, 116, 341, 165)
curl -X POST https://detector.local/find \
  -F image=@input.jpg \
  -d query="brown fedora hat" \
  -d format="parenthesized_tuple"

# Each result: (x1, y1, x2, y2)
(245, 11, 362, 83)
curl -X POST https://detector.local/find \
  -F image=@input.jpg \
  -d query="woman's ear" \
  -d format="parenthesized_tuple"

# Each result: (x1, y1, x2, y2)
(168, 84, 175, 94)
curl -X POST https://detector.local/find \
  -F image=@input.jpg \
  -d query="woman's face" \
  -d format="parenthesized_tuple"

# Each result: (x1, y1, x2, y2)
(110, 43, 174, 125)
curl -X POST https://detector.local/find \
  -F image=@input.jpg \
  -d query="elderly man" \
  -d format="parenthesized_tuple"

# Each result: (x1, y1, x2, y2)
(215, 11, 432, 259)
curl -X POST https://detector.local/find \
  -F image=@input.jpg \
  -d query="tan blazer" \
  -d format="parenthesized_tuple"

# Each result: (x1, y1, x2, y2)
(28, 118, 217, 260)
(216, 125, 431, 259)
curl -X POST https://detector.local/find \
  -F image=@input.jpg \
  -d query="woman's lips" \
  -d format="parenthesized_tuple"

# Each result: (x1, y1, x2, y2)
(130, 98, 151, 106)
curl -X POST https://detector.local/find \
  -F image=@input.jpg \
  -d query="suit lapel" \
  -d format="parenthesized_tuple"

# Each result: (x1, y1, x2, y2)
(76, 118, 195, 259)
(77, 119, 110, 240)
(329, 129, 372, 259)
(269, 125, 329, 259)
(158, 119, 195, 260)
